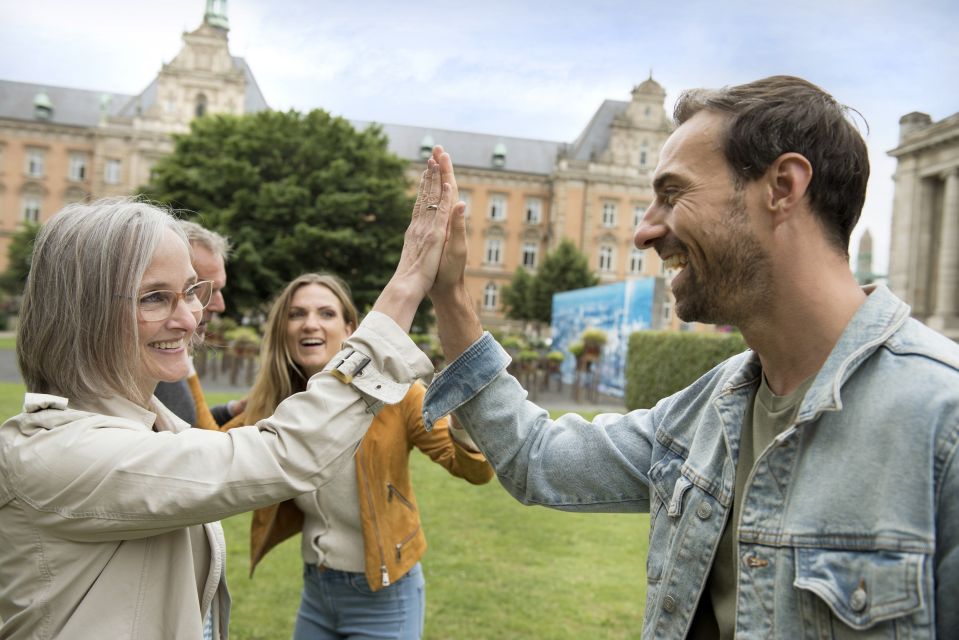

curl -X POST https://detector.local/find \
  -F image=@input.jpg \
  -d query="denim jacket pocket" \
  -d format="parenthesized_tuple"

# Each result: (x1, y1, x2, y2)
(646, 451, 689, 584)
(794, 548, 929, 636)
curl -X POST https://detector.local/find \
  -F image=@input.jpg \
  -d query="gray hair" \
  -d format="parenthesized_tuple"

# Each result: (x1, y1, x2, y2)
(17, 197, 187, 405)
(177, 219, 230, 261)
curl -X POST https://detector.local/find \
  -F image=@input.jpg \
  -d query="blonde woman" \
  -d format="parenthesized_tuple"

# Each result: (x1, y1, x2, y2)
(0, 149, 462, 639)
(220, 273, 492, 640)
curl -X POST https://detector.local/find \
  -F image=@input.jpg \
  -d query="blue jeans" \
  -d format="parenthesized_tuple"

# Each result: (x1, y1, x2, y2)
(292, 563, 425, 640)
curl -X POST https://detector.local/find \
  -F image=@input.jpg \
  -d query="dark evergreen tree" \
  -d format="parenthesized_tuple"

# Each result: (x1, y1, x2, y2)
(141, 109, 413, 319)
(528, 240, 598, 323)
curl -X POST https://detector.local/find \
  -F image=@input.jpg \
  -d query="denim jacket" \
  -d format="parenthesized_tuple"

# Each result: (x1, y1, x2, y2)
(423, 285, 959, 639)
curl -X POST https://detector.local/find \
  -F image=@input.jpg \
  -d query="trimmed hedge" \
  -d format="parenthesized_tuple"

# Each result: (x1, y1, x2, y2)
(625, 331, 748, 410)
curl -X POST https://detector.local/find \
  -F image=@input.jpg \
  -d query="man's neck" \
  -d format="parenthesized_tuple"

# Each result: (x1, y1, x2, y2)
(741, 261, 867, 396)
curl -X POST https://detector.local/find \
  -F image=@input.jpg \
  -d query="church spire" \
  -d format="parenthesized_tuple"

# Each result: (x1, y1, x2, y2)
(204, 0, 229, 30)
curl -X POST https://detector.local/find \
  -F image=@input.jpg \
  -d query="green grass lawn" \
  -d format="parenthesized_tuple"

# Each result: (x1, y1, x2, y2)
(0, 384, 648, 639)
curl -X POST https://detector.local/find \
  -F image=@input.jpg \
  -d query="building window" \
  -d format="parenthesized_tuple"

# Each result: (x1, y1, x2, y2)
(459, 190, 471, 217)
(483, 282, 498, 310)
(640, 141, 649, 167)
(522, 242, 538, 268)
(633, 205, 646, 229)
(68, 153, 87, 181)
(489, 194, 507, 221)
(485, 238, 503, 265)
(601, 201, 617, 227)
(105, 159, 122, 185)
(22, 196, 41, 223)
(195, 93, 208, 118)
(599, 245, 615, 272)
(26, 148, 45, 178)
(525, 197, 542, 224)
(629, 248, 645, 274)
(662, 299, 672, 325)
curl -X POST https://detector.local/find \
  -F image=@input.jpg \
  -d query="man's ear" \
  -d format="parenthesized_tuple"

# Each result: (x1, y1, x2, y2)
(765, 152, 813, 220)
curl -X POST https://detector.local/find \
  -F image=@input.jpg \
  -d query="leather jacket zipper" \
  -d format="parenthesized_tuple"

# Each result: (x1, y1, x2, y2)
(356, 449, 390, 587)
(394, 525, 421, 562)
(386, 482, 415, 511)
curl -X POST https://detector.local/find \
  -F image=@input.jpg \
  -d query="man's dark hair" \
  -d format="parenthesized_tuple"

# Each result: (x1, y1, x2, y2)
(673, 75, 869, 256)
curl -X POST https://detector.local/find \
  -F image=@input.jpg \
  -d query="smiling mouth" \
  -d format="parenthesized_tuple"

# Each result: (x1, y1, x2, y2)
(662, 254, 689, 272)
(150, 339, 184, 351)
(300, 339, 325, 347)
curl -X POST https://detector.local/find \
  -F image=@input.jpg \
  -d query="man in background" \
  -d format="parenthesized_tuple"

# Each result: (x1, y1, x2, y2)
(155, 220, 240, 428)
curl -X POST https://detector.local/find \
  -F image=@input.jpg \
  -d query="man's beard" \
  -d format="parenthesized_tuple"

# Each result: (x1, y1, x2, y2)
(672, 194, 772, 326)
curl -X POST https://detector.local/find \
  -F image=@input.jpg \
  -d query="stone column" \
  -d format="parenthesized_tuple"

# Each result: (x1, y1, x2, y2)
(930, 167, 959, 335)
(911, 178, 938, 315)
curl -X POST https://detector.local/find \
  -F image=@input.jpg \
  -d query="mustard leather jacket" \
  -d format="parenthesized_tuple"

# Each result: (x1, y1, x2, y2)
(222, 381, 493, 591)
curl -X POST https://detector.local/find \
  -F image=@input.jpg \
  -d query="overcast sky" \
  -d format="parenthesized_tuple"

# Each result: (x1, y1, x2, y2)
(3, 0, 958, 275)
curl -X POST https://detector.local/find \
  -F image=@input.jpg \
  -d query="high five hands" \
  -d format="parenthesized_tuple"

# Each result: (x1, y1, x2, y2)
(372, 145, 467, 331)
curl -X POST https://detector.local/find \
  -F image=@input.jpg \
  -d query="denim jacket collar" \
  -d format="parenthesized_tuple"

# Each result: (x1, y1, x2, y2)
(797, 284, 910, 425)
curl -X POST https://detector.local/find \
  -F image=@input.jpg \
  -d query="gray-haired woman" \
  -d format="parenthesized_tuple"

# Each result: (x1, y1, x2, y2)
(0, 149, 462, 639)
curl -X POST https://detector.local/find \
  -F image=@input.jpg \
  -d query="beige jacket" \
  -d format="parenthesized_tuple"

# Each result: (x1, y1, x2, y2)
(0, 312, 431, 639)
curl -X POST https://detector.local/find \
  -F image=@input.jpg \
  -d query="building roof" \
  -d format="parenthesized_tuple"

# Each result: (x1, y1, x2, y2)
(565, 99, 629, 162)
(889, 110, 959, 156)
(357, 120, 563, 175)
(236, 57, 269, 113)
(0, 78, 130, 127)
(633, 76, 666, 97)
(1, 55, 268, 128)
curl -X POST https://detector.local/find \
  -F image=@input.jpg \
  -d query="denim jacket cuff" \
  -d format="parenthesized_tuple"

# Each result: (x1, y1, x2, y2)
(422, 332, 511, 431)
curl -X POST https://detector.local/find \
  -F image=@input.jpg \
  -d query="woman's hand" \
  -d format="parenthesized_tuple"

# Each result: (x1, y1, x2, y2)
(371, 147, 460, 331)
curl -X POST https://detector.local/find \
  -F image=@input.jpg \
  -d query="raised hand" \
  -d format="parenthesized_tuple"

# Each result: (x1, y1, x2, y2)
(427, 147, 483, 362)
(430, 147, 468, 297)
(371, 152, 455, 331)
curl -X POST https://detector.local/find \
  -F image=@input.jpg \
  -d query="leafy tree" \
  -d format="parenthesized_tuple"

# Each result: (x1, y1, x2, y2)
(528, 240, 598, 323)
(141, 110, 415, 320)
(500, 267, 533, 320)
(0, 222, 41, 295)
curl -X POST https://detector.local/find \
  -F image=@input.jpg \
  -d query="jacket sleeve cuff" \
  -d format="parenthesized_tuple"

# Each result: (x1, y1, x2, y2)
(320, 311, 432, 411)
(422, 332, 511, 431)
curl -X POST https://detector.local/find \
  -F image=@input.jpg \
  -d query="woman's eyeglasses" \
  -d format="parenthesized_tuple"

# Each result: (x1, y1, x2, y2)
(136, 280, 214, 322)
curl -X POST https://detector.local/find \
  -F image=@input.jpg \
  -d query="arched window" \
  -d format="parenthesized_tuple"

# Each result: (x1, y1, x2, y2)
(485, 238, 503, 265)
(483, 282, 499, 310)
(195, 93, 208, 118)
(599, 245, 615, 272)
(522, 242, 538, 268)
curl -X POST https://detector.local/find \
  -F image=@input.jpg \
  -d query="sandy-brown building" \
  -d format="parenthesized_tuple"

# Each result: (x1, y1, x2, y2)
(0, 3, 699, 332)
(0, 3, 267, 261)
(369, 75, 683, 330)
